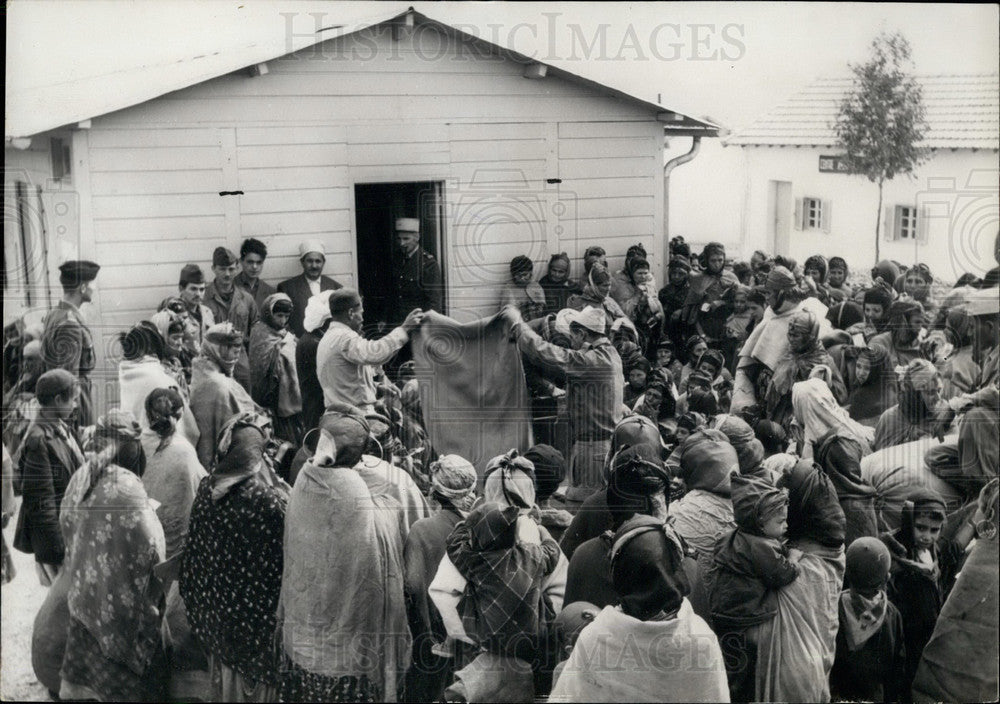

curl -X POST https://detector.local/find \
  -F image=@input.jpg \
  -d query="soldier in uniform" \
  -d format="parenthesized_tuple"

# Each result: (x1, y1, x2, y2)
(388, 217, 442, 327)
(40, 260, 100, 428)
(176, 263, 216, 357)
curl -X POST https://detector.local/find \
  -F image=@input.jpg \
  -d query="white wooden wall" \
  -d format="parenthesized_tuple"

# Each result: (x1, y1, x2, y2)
(66, 21, 664, 399)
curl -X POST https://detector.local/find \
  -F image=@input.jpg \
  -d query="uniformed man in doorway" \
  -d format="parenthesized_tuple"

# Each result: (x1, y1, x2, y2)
(388, 217, 442, 326)
(40, 260, 100, 428)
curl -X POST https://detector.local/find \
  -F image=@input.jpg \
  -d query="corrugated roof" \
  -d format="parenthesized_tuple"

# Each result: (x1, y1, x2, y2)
(725, 74, 999, 150)
(5, 3, 717, 140)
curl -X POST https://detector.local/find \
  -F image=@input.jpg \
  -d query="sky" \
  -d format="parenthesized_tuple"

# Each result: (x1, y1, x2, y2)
(6, 1, 999, 132)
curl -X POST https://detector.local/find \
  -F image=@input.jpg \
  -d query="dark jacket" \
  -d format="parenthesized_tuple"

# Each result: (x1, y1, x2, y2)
(234, 271, 276, 312)
(831, 595, 907, 704)
(814, 431, 880, 548)
(389, 247, 442, 326)
(276, 273, 341, 338)
(295, 329, 325, 434)
(13, 418, 83, 564)
(710, 528, 799, 629)
(39, 301, 95, 426)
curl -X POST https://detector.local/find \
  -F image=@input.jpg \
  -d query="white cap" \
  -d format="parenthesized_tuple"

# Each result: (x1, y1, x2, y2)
(303, 289, 336, 333)
(966, 286, 1000, 317)
(554, 308, 575, 337)
(395, 217, 420, 233)
(567, 306, 607, 335)
(298, 239, 326, 259)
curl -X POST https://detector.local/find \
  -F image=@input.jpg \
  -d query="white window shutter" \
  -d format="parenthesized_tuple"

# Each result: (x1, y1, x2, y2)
(883, 205, 895, 241)
(793, 198, 803, 230)
(821, 200, 832, 233)
(916, 205, 929, 243)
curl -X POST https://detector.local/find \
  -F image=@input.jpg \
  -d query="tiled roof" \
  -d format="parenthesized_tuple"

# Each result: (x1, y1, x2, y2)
(726, 74, 999, 150)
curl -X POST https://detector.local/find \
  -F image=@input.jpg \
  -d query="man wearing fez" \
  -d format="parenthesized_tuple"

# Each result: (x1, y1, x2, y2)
(177, 263, 215, 356)
(388, 218, 442, 327)
(205, 247, 258, 392)
(277, 239, 342, 338)
(235, 237, 276, 311)
(40, 260, 100, 427)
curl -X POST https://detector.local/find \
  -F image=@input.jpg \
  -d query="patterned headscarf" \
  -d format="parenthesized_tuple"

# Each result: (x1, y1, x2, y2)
(201, 322, 242, 376)
(765, 266, 797, 293)
(429, 454, 478, 514)
(260, 292, 293, 331)
(484, 449, 537, 509)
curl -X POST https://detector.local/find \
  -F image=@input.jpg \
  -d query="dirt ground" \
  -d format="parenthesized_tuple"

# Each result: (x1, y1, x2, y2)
(1, 501, 53, 702)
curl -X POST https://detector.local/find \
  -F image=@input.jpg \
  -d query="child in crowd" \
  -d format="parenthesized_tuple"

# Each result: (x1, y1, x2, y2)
(550, 601, 600, 687)
(831, 537, 907, 704)
(623, 357, 651, 408)
(538, 252, 574, 316)
(500, 255, 546, 321)
(723, 285, 755, 369)
(653, 339, 685, 382)
(880, 487, 965, 694)
(711, 474, 800, 702)
(678, 334, 709, 391)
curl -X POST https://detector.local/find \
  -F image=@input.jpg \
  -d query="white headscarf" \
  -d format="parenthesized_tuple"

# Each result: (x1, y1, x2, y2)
(302, 289, 335, 333)
(792, 377, 874, 458)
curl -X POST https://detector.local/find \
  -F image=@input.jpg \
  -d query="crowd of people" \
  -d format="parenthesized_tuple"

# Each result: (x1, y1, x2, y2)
(2, 228, 998, 703)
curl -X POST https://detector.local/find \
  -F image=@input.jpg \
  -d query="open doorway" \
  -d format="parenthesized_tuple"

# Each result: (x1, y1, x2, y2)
(354, 181, 445, 333)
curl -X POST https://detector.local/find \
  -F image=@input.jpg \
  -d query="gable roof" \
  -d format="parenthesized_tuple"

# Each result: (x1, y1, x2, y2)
(5, 4, 717, 141)
(725, 73, 999, 150)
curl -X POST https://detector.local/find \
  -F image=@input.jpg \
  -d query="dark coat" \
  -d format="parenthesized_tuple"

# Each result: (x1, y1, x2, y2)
(13, 418, 83, 564)
(830, 596, 907, 704)
(389, 248, 442, 326)
(294, 329, 324, 434)
(39, 301, 95, 426)
(276, 273, 341, 338)
(710, 528, 800, 629)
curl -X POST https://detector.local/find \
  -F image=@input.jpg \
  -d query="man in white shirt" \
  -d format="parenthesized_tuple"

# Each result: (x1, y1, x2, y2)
(317, 288, 424, 413)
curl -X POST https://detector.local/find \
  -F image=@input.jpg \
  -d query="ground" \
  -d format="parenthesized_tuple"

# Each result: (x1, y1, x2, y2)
(1, 502, 52, 702)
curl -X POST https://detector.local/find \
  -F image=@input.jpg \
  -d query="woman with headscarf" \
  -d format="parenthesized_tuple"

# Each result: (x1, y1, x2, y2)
(278, 410, 410, 702)
(711, 414, 766, 477)
(902, 263, 938, 320)
(873, 358, 944, 451)
(764, 310, 845, 429)
(550, 515, 728, 703)
(751, 459, 846, 702)
(659, 255, 693, 347)
(402, 455, 478, 703)
(118, 320, 201, 448)
(500, 255, 546, 321)
(610, 256, 664, 352)
(156, 296, 197, 381)
(179, 413, 289, 702)
(248, 293, 303, 446)
(565, 262, 627, 329)
(150, 308, 191, 393)
(539, 252, 574, 317)
(524, 444, 572, 543)
(139, 387, 210, 700)
(792, 378, 879, 546)
(804, 254, 832, 305)
(826, 256, 853, 302)
(680, 242, 739, 346)
(938, 304, 980, 399)
(188, 323, 262, 469)
(57, 411, 168, 701)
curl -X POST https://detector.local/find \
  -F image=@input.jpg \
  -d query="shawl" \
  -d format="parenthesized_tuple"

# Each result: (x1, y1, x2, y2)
(247, 310, 302, 418)
(792, 377, 874, 457)
(873, 403, 935, 451)
(738, 296, 830, 372)
(548, 601, 728, 703)
(672, 428, 738, 497)
(179, 472, 287, 685)
(668, 489, 735, 558)
(767, 325, 830, 404)
(814, 430, 878, 504)
(118, 356, 200, 446)
(355, 453, 432, 536)
(188, 355, 259, 469)
(839, 589, 888, 651)
(447, 502, 560, 653)
(140, 428, 206, 559)
(538, 274, 574, 316)
(779, 459, 846, 548)
(610, 515, 690, 620)
(60, 459, 165, 676)
(279, 458, 410, 700)
(712, 413, 766, 473)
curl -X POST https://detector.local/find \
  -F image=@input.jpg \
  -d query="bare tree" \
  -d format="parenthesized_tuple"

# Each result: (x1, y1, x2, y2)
(834, 31, 929, 263)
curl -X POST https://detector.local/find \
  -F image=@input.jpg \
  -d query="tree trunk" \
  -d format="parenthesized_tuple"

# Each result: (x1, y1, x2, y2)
(874, 180, 884, 264)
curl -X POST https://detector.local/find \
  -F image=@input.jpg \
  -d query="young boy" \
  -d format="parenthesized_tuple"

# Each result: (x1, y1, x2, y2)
(711, 474, 800, 702)
(831, 537, 907, 704)
(623, 357, 650, 408)
(880, 487, 964, 695)
(500, 255, 546, 321)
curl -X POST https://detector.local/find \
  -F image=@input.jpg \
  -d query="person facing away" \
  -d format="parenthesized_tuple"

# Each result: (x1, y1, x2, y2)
(710, 473, 800, 703)
(830, 537, 907, 704)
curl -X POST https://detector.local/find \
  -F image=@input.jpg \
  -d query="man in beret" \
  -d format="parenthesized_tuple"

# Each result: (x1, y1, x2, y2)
(277, 240, 341, 337)
(234, 237, 276, 311)
(40, 260, 101, 427)
(176, 263, 216, 357)
(386, 218, 442, 328)
(204, 247, 258, 392)
(317, 288, 424, 414)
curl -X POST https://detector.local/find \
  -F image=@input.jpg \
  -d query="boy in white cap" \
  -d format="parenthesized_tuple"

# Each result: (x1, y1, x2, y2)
(501, 305, 624, 511)
(277, 239, 342, 337)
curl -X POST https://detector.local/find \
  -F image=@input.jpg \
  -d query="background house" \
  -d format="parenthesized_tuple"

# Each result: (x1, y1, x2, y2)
(704, 73, 998, 280)
(4, 6, 716, 410)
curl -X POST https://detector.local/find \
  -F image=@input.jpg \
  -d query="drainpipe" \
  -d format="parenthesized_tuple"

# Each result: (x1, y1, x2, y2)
(663, 135, 701, 272)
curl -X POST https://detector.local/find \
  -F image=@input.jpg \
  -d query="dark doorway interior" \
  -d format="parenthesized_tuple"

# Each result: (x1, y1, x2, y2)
(354, 181, 445, 333)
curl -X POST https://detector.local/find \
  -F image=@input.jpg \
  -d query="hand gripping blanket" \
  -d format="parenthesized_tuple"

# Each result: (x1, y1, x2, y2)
(411, 312, 532, 475)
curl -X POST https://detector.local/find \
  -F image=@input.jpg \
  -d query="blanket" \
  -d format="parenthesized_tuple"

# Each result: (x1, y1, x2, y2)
(119, 357, 200, 447)
(411, 312, 531, 475)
